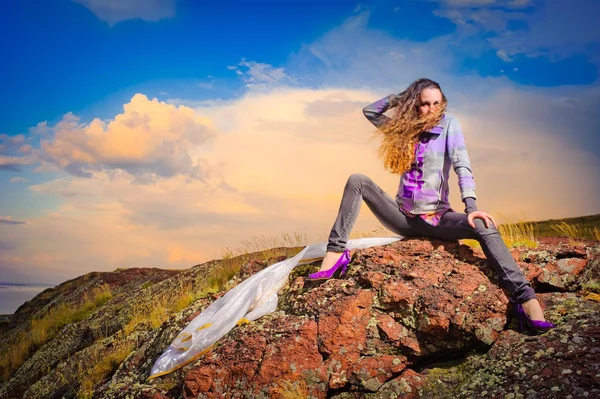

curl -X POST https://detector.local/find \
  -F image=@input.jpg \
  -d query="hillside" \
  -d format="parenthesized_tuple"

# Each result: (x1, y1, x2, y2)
(0, 237, 599, 398)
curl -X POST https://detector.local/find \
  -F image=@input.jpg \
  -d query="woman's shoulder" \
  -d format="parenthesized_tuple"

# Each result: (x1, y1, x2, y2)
(442, 112, 458, 123)
(441, 112, 461, 130)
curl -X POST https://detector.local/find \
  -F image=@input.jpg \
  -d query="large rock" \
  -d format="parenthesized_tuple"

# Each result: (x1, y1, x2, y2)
(1, 238, 599, 398)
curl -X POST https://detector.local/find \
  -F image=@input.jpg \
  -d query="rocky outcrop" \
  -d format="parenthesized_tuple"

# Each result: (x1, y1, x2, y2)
(1, 239, 598, 398)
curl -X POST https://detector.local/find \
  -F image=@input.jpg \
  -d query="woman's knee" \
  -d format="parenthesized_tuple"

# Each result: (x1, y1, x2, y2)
(346, 173, 371, 188)
(475, 223, 501, 240)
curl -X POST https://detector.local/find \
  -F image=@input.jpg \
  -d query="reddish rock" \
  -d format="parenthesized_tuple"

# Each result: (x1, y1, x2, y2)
(519, 261, 543, 282)
(376, 314, 421, 356)
(348, 354, 406, 391)
(376, 369, 425, 398)
(183, 316, 327, 398)
(318, 290, 374, 389)
(70, 238, 600, 399)
(378, 277, 419, 312)
(357, 271, 387, 289)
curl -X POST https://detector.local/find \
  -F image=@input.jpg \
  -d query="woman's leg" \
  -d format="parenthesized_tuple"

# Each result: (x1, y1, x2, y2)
(423, 211, 538, 305)
(320, 174, 425, 270)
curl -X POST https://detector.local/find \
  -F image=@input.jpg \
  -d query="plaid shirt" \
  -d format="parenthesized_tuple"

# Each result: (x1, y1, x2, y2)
(363, 94, 477, 226)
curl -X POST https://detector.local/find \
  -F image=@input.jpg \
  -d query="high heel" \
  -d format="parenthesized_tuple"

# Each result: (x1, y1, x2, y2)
(514, 303, 555, 334)
(307, 249, 351, 280)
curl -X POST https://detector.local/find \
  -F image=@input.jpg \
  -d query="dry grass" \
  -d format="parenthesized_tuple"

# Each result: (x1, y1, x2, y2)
(76, 339, 134, 398)
(496, 214, 537, 249)
(57, 334, 134, 399)
(239, 232, 308, 261)
(316, 226, 391, 242)
(271, 379, 309, 399)
(0, 284, 113, 382)
(551, 222, 600, 243)
(349, 226, 389, 239)
(124, 280, 197, 335)
(461, 214, 538, 250)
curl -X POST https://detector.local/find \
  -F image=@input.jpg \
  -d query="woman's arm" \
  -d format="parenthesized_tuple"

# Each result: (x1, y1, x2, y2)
(464, 197, 478, 215)
(447, 117, 497, 227)
(363, 94, 398, 128)
(446, 116, 477, 206)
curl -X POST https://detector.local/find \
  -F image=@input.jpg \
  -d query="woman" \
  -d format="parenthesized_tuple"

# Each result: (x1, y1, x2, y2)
(308, 78, 554, 334)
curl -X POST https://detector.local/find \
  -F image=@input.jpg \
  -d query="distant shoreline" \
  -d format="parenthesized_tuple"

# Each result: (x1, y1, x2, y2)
(0, 285, 55, 315)
(0, 283, 55, 288)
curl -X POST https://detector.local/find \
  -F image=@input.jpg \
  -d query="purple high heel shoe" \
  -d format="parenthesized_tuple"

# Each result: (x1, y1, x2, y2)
(514, 303, 555, 334)
(307, 249, 351, 280)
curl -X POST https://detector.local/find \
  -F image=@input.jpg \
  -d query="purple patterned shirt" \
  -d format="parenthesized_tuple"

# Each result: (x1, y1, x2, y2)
(363, 94, 477, 226)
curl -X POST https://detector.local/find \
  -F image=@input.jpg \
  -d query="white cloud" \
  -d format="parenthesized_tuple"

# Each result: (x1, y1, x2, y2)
(496, 49, 512, 62)
(73, 0, 176, 26)
(230, 59, 295, 90)
(10, 177, 28, 183)
(37, 94, 215, 182)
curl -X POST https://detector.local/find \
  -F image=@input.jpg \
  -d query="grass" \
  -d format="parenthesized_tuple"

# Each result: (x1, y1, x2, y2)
(532, 213, 600, 238)
(461, 213, 538, 250)
(57, 334, 135, 399)
(550, 221, 600, 243)
(239, 232, 309, 261)
(582, 280, 600, 295)
(121, 238, 301, 337)
(271, 379, 309, 399)
(76, 339, 134, 399)
(496, 214, 538, 248)
(123, 281, 197, 336)
(0, 284, 113, 382)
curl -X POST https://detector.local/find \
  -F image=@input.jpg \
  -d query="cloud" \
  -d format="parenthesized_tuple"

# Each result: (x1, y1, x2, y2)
(496, 49, 513, 62)
(0, 155, 38, 172)
(434, 0, 532, 7)
(73, 0, 176, 26)
(0, 134, 28, 154)
(35, 94, 215, 183)
(431, 0, 600, 61)
(435, 0, 495, 6)
(229, 59, 296, 90)
(488, 0, 600, 60)
(0, 217, 25, 225)
(10, 177, 28, 183)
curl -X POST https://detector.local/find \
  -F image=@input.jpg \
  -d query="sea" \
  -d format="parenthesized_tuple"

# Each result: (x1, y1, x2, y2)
(0, 284, 55, 315)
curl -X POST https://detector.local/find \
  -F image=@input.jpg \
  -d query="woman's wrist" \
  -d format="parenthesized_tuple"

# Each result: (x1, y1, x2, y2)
(464, 197, 478, 214)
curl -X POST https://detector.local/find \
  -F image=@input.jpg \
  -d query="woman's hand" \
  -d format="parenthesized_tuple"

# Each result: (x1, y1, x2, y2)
(467, 211, 498, 229)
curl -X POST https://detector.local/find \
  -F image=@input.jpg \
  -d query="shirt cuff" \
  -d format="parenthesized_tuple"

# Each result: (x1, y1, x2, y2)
(464, 197, 478, 214)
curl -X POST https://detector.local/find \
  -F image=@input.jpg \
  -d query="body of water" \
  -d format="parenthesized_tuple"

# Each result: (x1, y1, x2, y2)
(0, 285, 54, 315)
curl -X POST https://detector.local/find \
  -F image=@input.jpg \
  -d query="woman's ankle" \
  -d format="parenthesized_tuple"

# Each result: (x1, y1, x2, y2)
(521, 298, 545, 321)
(319, 251, 345, 271)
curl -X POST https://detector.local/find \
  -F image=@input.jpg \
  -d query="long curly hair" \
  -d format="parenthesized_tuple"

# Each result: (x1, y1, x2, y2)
(374, 78, 447, 174)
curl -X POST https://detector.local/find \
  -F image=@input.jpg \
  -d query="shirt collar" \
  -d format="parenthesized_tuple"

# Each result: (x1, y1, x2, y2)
(425, 114, 445, 135)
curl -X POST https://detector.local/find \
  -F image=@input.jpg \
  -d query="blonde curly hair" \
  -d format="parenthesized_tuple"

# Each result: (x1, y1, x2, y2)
(375, 78, 447, 174)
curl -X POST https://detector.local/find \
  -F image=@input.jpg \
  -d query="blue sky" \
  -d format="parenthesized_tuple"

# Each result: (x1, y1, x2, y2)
(2, 0, 597, 134)
(1, 0, 599, 286)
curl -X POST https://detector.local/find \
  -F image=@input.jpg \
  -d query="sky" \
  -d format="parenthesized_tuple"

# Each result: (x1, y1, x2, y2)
(1, 0, 599, 285)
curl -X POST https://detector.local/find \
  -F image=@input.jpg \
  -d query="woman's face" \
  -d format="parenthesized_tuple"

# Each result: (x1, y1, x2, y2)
(417, 88, 442, 116)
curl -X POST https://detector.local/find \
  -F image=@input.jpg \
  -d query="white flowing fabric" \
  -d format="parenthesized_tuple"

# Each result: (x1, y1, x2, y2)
(148, 237, 401, 379)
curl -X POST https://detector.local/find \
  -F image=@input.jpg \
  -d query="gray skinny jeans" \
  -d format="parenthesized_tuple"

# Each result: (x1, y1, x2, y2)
(327, 173, 536, 303)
